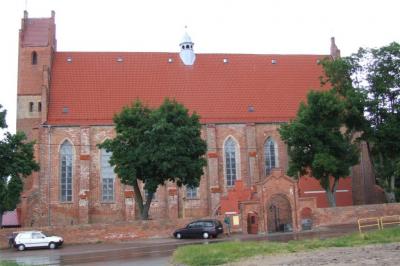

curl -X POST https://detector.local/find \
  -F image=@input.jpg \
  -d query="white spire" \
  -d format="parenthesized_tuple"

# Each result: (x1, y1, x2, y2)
(179, 29, 196, 66)
(181, 32, 192, 44)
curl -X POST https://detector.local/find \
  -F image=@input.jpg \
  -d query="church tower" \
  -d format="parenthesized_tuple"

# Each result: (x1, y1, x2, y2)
(17, 11, 56, 227)
(179, 31, 196, 65)
(17, 10, 56, 139)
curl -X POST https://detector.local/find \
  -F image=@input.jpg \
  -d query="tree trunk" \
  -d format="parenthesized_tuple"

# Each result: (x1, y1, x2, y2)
(325, 179, 339, 207)
(132, 179, 145, 219)
(0, 210, 3, 228)
(385, 191, 396, 203)
(390, 175, 395, 191)
(142, 191, 154, 220)
(366, 141, 376, 172)
(131, 179, 155, 220)
(384, 176, 396, 203)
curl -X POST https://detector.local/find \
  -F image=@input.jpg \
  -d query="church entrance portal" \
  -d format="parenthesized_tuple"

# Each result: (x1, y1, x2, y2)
(267, 194, 292, 233)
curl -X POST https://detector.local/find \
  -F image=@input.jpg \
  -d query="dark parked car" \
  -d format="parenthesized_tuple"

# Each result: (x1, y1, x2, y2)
(173, 219, 223, 239)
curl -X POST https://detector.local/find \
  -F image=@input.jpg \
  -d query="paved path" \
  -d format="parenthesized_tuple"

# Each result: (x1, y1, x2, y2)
(0, 224, 359, 265)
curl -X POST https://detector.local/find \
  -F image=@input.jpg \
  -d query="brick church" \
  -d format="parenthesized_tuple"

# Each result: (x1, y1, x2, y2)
(17, 11, 381, 231)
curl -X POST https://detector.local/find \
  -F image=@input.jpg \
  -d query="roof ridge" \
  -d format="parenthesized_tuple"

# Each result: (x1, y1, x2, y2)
(55, 51, 328, 57)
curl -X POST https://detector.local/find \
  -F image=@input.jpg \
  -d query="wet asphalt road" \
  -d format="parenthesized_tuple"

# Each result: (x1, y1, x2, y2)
(0, 224, 359, 265)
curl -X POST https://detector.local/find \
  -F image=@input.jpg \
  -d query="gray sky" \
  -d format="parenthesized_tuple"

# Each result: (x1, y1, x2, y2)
(1, 0, 399, 133)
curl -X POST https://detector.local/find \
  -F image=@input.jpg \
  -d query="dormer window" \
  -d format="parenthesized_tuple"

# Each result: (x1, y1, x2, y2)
(32, 51, 38, 65)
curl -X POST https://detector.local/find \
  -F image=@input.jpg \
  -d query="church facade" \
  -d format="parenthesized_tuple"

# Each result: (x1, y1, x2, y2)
(17, 11, 379, 228)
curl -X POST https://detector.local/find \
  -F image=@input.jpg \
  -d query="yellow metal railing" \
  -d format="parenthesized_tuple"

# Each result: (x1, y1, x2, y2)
(380, 215, 400, 229)
(358, 215, 400, 233)
(357, 217, 380, 233)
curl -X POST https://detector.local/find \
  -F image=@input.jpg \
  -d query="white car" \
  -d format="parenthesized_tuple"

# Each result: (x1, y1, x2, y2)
(13, 231, 63, 251)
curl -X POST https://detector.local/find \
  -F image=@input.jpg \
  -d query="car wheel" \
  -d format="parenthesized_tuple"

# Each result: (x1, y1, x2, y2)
(202, 232, 209, 239)
(176, 233, 182, 239)
(18, 244, 25, 251)
(49, 242, 56, 249)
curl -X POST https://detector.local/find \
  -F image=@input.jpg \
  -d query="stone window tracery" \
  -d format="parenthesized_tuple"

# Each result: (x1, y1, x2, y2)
(264, 138, 278, 176)
(224, 137, 238, 186)
(186, 186, 198, 199)
(60, 141, 73, 202)
(101, 149, 115, 202)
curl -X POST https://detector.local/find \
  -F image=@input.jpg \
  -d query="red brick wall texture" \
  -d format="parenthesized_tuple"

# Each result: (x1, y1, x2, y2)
(3, 203, 400, 249)
(0, 218, 194, 249)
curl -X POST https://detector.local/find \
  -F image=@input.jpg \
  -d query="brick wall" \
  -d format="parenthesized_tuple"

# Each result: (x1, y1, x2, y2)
(19, 121, 378, 226)
(0, 218, 195, 249)
(311, 203, 400, 227)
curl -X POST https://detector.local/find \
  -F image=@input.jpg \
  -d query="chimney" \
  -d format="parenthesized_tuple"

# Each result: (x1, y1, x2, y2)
(51, 10, 55, 18)
(330, 37, 341, 59)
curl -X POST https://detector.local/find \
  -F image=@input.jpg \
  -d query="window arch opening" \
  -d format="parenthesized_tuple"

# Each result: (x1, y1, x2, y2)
(100, 148, 115, 202)
(265, 138, 278, 176)
(225, 137, 238, 186)
(32, 51, 38, 65)
(60, 141, 73, 202)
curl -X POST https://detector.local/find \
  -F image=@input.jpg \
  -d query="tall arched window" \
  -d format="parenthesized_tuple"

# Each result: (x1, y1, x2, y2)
(60, 141, 73, 202)
(31, 51, 38, 65)
(224, 137, 238, 186)
(101, 149, 115, 202)
(264, 138, 278, 176)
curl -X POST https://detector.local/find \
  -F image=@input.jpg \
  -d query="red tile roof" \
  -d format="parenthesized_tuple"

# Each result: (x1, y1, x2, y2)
(48, 52, 328, 125)
(22, 18, 52, 47)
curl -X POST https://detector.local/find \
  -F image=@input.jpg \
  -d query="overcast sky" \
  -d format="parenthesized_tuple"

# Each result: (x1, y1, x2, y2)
(0, 0, 399, 133)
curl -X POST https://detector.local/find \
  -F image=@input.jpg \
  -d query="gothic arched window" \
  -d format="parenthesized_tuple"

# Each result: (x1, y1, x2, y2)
(264, 138, 278, 176)
(101, 149, 115, 202)
(60, 141, 73, 202)
(225, 137, 238, 186)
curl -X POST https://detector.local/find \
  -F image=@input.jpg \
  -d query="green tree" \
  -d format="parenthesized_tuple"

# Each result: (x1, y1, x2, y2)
(279, 90, 359, 207)
(319, 57, 369, 137)
(351, 42, 400, 202)
(0, 105, 39, 226)
(99, 99, 207, 219)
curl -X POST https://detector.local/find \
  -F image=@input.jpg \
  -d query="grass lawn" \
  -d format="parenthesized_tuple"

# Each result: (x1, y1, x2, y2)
(172, 227, 400, 266)
(0, 262, 24, 266)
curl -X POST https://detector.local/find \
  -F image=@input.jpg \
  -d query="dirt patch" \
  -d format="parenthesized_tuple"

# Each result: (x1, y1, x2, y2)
(225, 242, 400, 265)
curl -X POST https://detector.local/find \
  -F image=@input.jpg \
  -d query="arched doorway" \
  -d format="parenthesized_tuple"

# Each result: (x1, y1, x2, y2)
(267, 194, 292, 233)
(247, 212, 259, 234)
